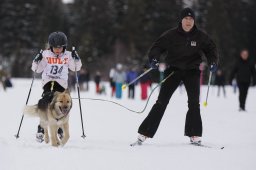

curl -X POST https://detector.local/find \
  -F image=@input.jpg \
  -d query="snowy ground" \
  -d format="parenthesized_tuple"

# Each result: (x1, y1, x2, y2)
(0, 78, 256, 170)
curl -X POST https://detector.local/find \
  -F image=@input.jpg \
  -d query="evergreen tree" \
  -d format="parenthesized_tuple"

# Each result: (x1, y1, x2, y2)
(196, 0, 251, 77)
(247, 0, 256, 62)
(72, 0, 114, 61)
(0, 0, 68, 77)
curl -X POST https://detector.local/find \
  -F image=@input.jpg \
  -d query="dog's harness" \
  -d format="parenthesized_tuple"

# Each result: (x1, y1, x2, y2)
(51, 81, 54, 92)
(55, 112, 69, 122)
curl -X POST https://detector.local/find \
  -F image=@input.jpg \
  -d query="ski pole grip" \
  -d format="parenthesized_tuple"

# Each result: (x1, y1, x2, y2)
(36, 49, 43, 57)
(34, 49, 44, 63)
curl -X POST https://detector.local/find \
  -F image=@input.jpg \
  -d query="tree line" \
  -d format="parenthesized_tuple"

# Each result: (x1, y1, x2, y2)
(0, 0, 255, 80)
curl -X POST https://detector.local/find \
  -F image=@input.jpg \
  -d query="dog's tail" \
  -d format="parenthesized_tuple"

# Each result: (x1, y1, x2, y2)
(23, 105, 39, 117)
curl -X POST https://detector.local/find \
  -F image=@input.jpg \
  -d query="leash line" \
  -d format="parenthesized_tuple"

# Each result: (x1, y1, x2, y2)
(72, 71, 174, 114)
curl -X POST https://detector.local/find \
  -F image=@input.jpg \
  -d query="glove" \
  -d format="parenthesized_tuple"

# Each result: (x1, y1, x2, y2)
(209, 63, 217, 72)
(72, 50, 80, 60)
(149, 58, 159, 69)
(34, 50, 43, 63)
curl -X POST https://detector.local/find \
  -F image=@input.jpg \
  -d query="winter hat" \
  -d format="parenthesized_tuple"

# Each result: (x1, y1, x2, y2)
(116, 63, 123, 70)
(180, 8, 195, 20)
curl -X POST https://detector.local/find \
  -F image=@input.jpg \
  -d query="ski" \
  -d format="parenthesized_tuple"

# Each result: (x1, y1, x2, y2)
(130, 138, 224, 149)
(130, 141, 224, 149)
(130, 140, 143, 147)
(190, 142, 224, 149)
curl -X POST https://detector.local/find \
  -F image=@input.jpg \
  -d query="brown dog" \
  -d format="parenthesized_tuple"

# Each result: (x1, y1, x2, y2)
(23, 90, 72, 147)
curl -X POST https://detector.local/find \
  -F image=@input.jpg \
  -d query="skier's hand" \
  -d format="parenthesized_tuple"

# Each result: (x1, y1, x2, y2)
(34, 50, 43, 63)
(209, 63, 217, 72)
(149, 58, 159, 69)
(72, 50, 80, 60)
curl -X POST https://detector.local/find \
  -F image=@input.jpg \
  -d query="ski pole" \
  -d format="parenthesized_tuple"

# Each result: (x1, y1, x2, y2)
(203, 71, 213, 107)
(122, 67, 153, 90)
(72, 47, 86, 138)
(15, 50, 43, 139)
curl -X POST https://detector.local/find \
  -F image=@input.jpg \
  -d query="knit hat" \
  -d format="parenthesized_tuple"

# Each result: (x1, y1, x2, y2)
(180, 8, 195, 20)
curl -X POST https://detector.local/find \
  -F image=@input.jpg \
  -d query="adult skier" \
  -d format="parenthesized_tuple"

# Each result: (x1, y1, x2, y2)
(133, 8, 219, 145)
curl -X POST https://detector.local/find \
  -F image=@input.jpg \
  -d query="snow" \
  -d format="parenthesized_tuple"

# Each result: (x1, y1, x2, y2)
(0, 78, 256, 170)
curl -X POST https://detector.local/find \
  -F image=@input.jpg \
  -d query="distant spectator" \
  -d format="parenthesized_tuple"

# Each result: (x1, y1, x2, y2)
(215, 69, 226, 97)
(231, 79, 237, 94)
(79, 68, 90, 91)
(140, 65, 151, 100)
(0, 65, 7, 91)
(113, 63, 126, 99)
(109, 67, 116, 97)
(4, 75, 13, 88)
(68, 72, 76, 91)
(94, 71, 101, 94)
(126, 68, 138, 99)
(229, 49, 256, 111)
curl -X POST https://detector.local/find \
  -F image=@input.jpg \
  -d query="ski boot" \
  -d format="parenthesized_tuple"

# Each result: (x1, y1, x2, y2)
(190, 136, 201, 145)
(57, 128, 64, 140)
(130, 134, 147, 146)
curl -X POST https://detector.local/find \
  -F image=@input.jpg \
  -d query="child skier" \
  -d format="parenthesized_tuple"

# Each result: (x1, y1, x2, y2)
(32, 31, 82, 142)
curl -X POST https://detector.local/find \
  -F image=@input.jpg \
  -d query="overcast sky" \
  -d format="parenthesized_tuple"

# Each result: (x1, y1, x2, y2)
(62, 0, 74, 4)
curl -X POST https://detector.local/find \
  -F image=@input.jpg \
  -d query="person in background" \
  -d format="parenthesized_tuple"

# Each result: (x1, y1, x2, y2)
(84, 68, 90, 91)
(68, 72, 76, 92)
(231, 79, 237, 94)
(126, 68, 138, 99)
(94, 71, 101, 94)
(0, 65, 7, 91)
(139, 65, 151, 100)
(229, 49, 256, 111)
(31, 31, 82, 143)
(215, 69, 226, 97)
(79, 68, 90, 91)
(109, 67, 116, 97)
(113, 63, 126, 99)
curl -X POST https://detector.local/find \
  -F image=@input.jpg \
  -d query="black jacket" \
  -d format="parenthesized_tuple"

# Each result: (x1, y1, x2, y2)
(148, 23, 218, 70)
(215, 74, 225, 86)
(229, 58, 256, 84)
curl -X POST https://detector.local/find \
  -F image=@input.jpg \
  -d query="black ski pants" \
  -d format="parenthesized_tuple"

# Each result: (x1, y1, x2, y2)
(237, 82, 250, 110)
(128, 84, 135, 99)
(38, 81, 65, 110)
(138, 68, 202, 138)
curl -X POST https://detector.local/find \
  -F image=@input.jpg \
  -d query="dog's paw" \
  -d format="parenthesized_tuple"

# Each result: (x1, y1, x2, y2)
(44, 137, 49, 144)
(60, 143, 65, 147)
(60, 140, 68, 146)
(51, 141, 60, 147)
(51, 143, 59, 147)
